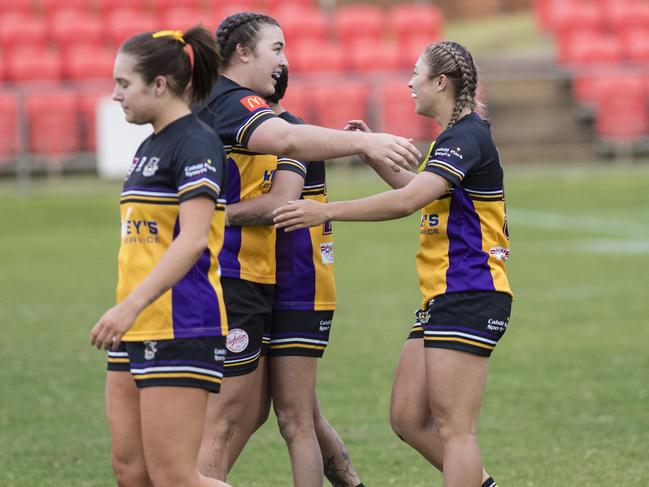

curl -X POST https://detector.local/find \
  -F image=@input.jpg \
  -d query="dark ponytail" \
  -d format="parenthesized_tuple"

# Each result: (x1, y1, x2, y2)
(119, 26, 219, 105)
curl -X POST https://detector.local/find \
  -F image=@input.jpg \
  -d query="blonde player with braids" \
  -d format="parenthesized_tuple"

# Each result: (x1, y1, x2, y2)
(90, 27, 231, 487)
(274, 41, 512, 487)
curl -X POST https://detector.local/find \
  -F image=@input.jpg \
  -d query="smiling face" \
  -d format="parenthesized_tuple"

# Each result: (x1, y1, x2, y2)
(112, 52, 159, 125)
(246, 24, 288, 97)
(408, 54, 438, 117)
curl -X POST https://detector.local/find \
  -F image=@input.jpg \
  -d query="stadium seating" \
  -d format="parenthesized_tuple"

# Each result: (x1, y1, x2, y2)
(0, 13, 48, 51)
(49, 10, 104, 52)
(96, 0, 146, 16)
(311, 81, 369, 129)
(276, 8, 328, 46)
(399, 35, 435, 69)
(288, 41, 345, 73)
(595, 93, 648, 143)
(0, 0, 32, 15)
(334, 5, 385, 45)
(79, 88, 112, 151)
(106, 10, 158, 47)
(39, 0, 90, 16)
(6, 47, 63, 82)
(26, 92, 81, 156)
(64, 46, 115, 80)
(0, 92, 19, 162)
(347, 40, 401, 72)
(159, 7, 214, 31)
(560, 31, 623, 65)
(279, 79, 311, 120)
(623, 29, 649, 63)
(150, 0, 200, 12)
(388, 3, 443, 46)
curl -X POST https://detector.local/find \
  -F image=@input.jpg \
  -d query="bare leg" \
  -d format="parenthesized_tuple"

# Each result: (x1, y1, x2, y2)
(425, 348, 489, 487)
(226, 356, 271, 472)
(271, 355, 323, 487)
(390, 339, 491, 483)
(106, 371, 153, 487)
(199, 356, 267, 480)
(314, 399, 362, 487)
(140, 386, 231, 487)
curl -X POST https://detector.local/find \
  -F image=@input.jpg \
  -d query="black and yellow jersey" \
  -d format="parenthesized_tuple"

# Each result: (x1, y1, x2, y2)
(117, 114, 228, 341)
(198, 76, 278, 284)
(417, 112, 512, 308)
(273, 111, 336, 311)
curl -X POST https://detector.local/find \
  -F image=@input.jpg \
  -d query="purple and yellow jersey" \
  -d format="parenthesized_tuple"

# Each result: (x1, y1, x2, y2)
(273, 111, 336, 311)
(117, 115, 228, 341)
(417, 113, 512, 308)
(198, 76, 278, 284)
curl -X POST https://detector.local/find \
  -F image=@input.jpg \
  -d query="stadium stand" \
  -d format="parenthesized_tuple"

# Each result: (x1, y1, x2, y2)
(0, 92, 19, 164)
(334, 4, 385, 45)
(26, 92, 81, 157)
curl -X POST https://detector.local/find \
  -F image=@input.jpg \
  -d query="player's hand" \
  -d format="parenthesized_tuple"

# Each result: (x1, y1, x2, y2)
(90, 302, 139, 351)
(273, 200, 327, 232)
(344, 119, 372, 133)
(362, 133, 420, 172)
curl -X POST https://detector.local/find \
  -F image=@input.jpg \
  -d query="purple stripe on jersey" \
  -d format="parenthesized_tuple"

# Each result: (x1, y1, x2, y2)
(130, 360, 221, 370)
(274, 228, 316, 310)
(219, 158, 242, 278)
(445, 188, 495, 293)
(171, 217, 224, 338)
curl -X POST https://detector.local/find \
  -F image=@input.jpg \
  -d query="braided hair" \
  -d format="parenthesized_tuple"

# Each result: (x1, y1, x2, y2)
(423, 41, 484, 129)
(216, 12, 280, 68)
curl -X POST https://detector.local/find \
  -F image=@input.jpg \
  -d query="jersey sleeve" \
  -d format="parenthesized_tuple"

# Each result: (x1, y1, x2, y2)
(423, 127, 481, 187)
(220, 88, 276, 148)
(173, 131, 227, 204)
(275, 111, 308, 178)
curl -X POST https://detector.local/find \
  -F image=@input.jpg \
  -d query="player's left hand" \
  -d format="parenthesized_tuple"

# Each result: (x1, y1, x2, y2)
(273, 200, 327, 232)
(90, 302, 139, 351)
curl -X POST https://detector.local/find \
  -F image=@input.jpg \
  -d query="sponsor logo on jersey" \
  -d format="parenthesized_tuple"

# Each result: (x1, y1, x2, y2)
(319, 320, 332, 332)
(416, 308, 431, 324)
(486, 317, 509, 332)
(185, 159, 217, 178)
(320, 242, 334, 264)
(240, 95, 269, 112)
(142, 157, 160, 177)
(226, 328, 249, 353)
(260, 169, 274, 193)
(489, 246, 510, 261)
(214, 347, 227, 362)
(144, 341, 157, 360)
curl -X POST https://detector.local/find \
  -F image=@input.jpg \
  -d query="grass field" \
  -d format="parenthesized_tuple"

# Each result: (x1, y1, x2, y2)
(1, 162, 649, 486)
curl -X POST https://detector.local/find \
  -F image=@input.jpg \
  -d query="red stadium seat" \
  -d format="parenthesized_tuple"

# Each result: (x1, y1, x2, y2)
(26, 92, 81, 155)
(276, 8, 328, 46)
(622, 29, 649, 64)
(334, 5, 385, 45)
(549, 1, 604, 37)
(572, 71, 645, 106)
(0, 92, 20, 162)
(280, 79, 312, 121)
(388, 3, 443, 49)
(150, 0, 200, 12)
(560, 31, 623, 65)
(311, 81, 369, 129)
(347, 40, 401, 73)
(64, 46, 115, 80)
(595, 92, 649, 143)
(288, 41, 345, 74)
(0, 0, 33, 14)
(106, 10, 158, 47)
(159, 7, 214, 32)
(96, 0, 145, 16)
(50, 11, 103, 51)
(79, 88, 112, 151)
(213, 1, 257, 20)
(608, 0, 649, 33)
(0, 13, 48, 51)
(399, 34, 435, 69)
(6, 47, 63, 82)
(40, 0, 90, 16)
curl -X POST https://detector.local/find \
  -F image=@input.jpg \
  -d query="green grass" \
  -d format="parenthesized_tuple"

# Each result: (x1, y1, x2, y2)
(1, 163, 649, 486)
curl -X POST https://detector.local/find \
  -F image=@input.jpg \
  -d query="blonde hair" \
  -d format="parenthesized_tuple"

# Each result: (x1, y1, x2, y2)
(423, 41, 485, 128)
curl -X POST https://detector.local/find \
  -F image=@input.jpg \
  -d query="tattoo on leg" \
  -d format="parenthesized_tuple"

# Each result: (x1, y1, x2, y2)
(323, 440, 356, 487)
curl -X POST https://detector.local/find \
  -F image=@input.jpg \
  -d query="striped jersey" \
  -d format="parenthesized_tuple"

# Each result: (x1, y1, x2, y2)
(417, 112, 512, 308)
(198, 76, 278, 284)
(117, 114, 228, 341)
(274, 111, 336, 311)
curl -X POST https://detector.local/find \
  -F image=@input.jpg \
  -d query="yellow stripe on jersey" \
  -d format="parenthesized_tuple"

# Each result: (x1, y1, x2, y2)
(177, 179, 221, 197)
(236, 109, 275, 145)
(426, 160, 465, 180)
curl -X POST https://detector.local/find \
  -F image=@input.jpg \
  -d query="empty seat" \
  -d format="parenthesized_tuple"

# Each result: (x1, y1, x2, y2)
(64, 46, 114, 80)
(560, 31, 622, 65)
(389, 3, 443, 47)
(311, 81, 369, 129)
(50, 10, 103, 51)
(347, 40, 401, 72)
(334, 5, 385, 45)
(78, 88, 112, 151)
(279, 79, 312, 121)
(550, 1, 604, 37)
(106, 10, 158, 47)
(0, 13, 48, 51)
(0, 0, 33, 14)
(595, 92, 648, 143)
(40, 0, 90, 16)
(276, 8, 328, 46)
(0, 92, 20, 162)
(608, 0, 649, 33)
(96, 0, 145, 16)
(399, 34, 436, 69)
(289, 41, 345, 74)
(573, 70, 645, 106)
(6, 47, 63, 82)
(26, 92, 81, 155)
(150, 0, 200, 12)
(159, 7, 213, 32)
(377, 79, 426, 140)
(622, 29, 649, 63)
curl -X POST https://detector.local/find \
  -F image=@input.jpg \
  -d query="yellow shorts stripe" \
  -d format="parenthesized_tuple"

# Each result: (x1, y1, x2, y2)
(269, 343, 326, 351)
(133, 372, 222, 384)
(424, 336, 495, 350)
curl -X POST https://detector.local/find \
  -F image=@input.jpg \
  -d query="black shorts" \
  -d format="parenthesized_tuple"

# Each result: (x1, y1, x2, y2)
(409, 291, 512, 357)
(106, 336, 227, 393)
(222, 277, 274, 377)
(268, 309, 334, 358)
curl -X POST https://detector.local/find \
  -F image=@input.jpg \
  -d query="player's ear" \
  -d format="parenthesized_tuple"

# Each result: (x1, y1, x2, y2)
(235, 42, 251, 63)
(436, 74, 448, 92)
(153, 75, 167, 97)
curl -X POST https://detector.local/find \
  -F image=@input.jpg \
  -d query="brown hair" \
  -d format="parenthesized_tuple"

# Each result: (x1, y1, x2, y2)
(119, 26, 220, 105)
(216, 12, 280, 68)
(423, 41, 485, 128)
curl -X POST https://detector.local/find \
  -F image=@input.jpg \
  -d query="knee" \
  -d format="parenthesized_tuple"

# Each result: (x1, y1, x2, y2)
(112, 454, 150, 487)
(389, 403, 429, 443)
(274, 404, 314, 444)
(432, 415, 476, 445)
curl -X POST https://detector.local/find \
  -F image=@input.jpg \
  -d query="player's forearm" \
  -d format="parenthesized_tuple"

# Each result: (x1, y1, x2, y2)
(325, 188, 417, 222)
(227, 194, 283, 226)
(282, 124, 365, 161)
(364, 158, 417, 189)
(122, 233, 208, 312)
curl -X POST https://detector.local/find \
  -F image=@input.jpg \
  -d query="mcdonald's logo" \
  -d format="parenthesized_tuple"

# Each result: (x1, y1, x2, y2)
(240, 95, 270, 112)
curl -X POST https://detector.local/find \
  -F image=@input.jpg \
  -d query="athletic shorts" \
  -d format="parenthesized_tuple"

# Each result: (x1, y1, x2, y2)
(106, 336, 227, 393)
(408, 291, 512, 357)
(222, 277, 274, 377)
(268, 309, 333, 358)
